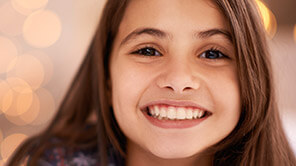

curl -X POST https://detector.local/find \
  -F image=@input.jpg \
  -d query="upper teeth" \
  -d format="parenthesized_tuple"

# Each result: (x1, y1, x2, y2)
(148, 105, 205, 120)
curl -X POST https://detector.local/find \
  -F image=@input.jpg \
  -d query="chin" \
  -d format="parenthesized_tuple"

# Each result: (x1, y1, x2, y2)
(147, 144, 204, 160)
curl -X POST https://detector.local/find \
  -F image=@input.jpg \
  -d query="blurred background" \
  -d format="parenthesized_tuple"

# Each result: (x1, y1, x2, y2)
(0, 0, 295, 164)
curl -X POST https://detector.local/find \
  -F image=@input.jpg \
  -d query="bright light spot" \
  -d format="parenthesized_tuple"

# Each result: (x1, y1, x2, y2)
(0, 37, 18, 74)
(255, 0, 277, 38)
(0, 133, 27, 160)
(19, 92, 40, 123)
(0, 2, 26, 36)
(6, 77, 32, 94)
(23, 10, 62, 48)
(4, 115, 27, 126)
(31, 88, 55, 125)
(0, 80, 13, 115)
(11, 0, 31, 15)
(3, 78, 33, 116)
(256, 0, 270, 29)
(5, 92, 40, 126)
(6, 54, 45, 90)
(28, 50, 54, 86)
(12, 0, 48, 15)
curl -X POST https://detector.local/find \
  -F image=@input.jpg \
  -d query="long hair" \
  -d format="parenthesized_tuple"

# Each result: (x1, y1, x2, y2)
(8, 0, 296, 165)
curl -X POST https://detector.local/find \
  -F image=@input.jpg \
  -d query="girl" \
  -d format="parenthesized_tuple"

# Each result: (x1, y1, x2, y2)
(8, 0, 296, 165)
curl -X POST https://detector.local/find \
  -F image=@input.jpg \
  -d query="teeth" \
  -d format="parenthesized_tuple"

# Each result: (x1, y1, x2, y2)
(167, 107, 176, 120)
(149, 108, 154, 116)
(198, 110, 204, 118)
(186, 108, 193, 119)
(160, 107, 167, 119)
(154, 105, 160, 116)
(176, 107, 186, 120)
(148, 105, 206, 120)
(193, 110, 198, 119)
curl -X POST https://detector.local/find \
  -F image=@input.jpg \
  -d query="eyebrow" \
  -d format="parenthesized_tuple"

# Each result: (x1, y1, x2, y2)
(196, 29, 232, 41)
(119, 27, 233, 47)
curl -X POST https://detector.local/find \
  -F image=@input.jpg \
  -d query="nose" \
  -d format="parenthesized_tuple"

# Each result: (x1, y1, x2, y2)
(156, 60, 200, 93)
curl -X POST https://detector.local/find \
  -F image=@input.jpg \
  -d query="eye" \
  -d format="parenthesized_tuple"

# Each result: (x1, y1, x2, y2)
(131, 47, 162, 56)
(200, 49, 228, 60)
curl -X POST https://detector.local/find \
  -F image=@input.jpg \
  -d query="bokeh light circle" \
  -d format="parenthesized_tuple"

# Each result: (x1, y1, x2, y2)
(0, 80, 13, 115)
(6, 54, 45, 90)
(12, 0, 48, 15)
(0, 133, 27, 160)
(3, 78, 33, 116)
(5, 92, 40, 126)
(28, 50, 54, 86)
(255, 0, 277, 38)
(0, 37, 18, 74)
(19, 92, 40, 124)
(31, 88, 56, 125)
(0, 2, 26, 36)
(23, 10, 62, 48)
(14, 0, 48, 10)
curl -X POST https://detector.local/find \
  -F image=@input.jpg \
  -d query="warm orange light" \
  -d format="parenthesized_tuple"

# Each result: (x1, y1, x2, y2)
(255, 0, 277, 38)
(4, 115, 27, 126)
(5, 92, 40, 126)
(0, 2, 26, 36)
(0, 37, 18, 74)
(12, 0, 48, 15)
(23, 10, 62, 48)
(19, 92, 40, 124)
(3, 78, 33, 117)
(6, 77, 32, 94)
(0, 133, 27, 161)
(28, 50, 54, 86)
(6, 54, 45, 90)
(31, 88, 56, 125)
(0, 80, 13, 115)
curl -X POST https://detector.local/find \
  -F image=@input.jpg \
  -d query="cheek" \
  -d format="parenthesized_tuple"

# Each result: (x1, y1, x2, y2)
(208, 68, 241, 127)
(110, 60, 151, 122)
(111, 62, 149, 101)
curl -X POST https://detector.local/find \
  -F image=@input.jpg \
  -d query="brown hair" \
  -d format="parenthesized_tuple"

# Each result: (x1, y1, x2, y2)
(8, 0, 296, 165)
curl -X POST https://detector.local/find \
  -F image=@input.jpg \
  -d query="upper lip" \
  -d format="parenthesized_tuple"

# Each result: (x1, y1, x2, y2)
(140, 100, 210, 112)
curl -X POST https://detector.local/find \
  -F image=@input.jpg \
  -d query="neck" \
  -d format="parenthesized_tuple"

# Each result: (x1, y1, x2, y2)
(125, 141, 213, 166)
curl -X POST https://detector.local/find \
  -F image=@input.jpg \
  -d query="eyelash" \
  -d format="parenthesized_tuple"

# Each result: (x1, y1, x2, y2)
(200, 47, 229, 60)
(130, 46, 229, 60)
(131, 46, 163, 56)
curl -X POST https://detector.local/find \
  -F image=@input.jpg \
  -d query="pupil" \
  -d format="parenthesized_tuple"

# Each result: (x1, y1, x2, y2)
(207, 51, 219, 59)
(144, 48, 154, 55)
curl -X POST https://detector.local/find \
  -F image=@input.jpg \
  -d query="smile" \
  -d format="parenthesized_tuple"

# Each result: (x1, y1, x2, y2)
(141, 101, 212, 129)
(147, 105, 206, 120)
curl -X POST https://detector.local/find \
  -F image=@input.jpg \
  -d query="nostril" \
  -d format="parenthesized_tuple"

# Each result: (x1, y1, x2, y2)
(163, 85, 194, 93)
(183, 87, 193, 91)
(164, 85, 174, 91)
(157, 76, 200, 93)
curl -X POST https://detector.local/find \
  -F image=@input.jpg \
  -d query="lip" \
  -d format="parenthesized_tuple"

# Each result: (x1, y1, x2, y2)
(143, 112, 209, 129)
(140, 100, 211, 129)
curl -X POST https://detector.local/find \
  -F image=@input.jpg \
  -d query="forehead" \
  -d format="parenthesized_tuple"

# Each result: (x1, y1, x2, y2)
(118, 0, 229, 38)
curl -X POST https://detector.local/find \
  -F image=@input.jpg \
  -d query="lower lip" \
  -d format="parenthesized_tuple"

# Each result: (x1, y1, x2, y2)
(143, 111, 208, 129)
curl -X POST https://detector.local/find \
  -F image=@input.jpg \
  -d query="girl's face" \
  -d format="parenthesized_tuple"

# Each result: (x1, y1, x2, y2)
(110, 0, 241, 162)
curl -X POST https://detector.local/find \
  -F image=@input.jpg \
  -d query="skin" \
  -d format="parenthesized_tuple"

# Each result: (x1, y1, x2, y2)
(110, 0, 241, 165)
